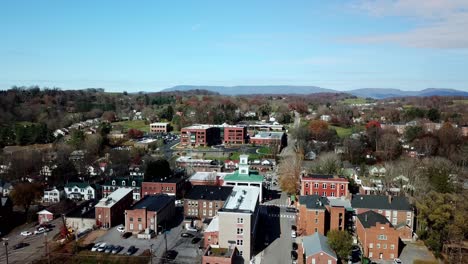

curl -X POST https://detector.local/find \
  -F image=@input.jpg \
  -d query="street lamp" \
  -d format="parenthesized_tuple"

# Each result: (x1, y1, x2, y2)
(2, 238, 8, 264)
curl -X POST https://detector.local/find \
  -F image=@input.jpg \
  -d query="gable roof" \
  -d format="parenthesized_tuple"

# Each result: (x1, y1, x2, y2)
(185, 186, 233, 201)
(103, 177, 143, 187)
(65, 182, 92, 189)
(37, 209, 53, 215)
(351, 195, 411, 211)
(302, 233, 337, 259)
(357, 210, 393, 228)
(298, 195, 329, 210)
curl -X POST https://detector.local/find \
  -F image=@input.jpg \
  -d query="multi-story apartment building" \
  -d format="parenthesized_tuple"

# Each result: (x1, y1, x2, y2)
(149, 122, 169, 133)
(352, 195, 413, 240)
(124, 194, 175, 234)
(102, 177, 143, 201)
(64, 182, 96, 200)
(181, 125, 221, 147)
(184, 186, 233, 220)
(141, 177, 186, 198)
(300, 174, 349, 198)
(216, 186, 260, 264)
(95, 188, 134, 229)
(249, 131, 285, 146)
(223, 126, 247, 145)
(356, 210, 400, 260)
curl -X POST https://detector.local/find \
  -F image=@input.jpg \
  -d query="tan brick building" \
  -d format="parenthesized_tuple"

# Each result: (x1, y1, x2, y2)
(356, 210, 400, 261)
(184, 185, 233, 220)
(124, 194, 175, 233)
(95, 188, 134, 229)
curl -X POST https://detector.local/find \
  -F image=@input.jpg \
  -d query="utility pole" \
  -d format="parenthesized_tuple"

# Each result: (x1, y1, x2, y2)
(150, 244, 154, 264)
(2, 238, 8, 264)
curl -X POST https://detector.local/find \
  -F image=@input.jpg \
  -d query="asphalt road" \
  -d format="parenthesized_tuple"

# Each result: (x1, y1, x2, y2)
(0, 218, 62, 264)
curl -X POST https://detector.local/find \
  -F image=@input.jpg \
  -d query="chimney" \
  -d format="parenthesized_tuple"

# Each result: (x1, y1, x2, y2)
(388, 195, 393, 204)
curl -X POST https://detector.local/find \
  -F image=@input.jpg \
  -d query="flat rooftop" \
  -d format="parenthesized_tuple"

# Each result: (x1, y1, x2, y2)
(205, 215, 219, 233)
(220, 186, 259, 213)
(96, 188, 133, 208)
(189, 171, 229, 182)
(130, 194, 174, 212)
(251, 131, 284, 139)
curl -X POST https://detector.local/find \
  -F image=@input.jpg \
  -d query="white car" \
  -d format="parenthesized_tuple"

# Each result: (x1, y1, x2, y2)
(117, 226, 125, 233)
(91, 242, 102, 252)
(97, 242, 107, 252)
(34, 227, 49, 235)
(20, 231, 32, 236)
(393, 259, 402, 264)
(291, 230, 297, 238)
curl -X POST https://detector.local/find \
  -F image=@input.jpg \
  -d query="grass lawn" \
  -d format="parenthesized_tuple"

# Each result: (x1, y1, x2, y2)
(257, 146, 272, 155)
(453, 99, 468, 105)
(330, 125, 363, 138)
(112, 120, 149, 133)
(341, 98, 368, 105)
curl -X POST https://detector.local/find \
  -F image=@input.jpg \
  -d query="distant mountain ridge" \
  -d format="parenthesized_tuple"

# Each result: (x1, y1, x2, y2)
(161, 85, 468, 98)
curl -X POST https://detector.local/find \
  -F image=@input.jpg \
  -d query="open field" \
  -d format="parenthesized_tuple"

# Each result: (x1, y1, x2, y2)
(341, 98, 369, 105)
(112, 120, 149, 133)
(330, 125, 363, 138)
(453, 99, 468, 105)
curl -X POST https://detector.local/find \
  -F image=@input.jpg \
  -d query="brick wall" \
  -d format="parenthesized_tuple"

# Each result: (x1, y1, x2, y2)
(354, 207, 413, 240)
(297, 204, 327, 236)
(356, 220, 400, 260)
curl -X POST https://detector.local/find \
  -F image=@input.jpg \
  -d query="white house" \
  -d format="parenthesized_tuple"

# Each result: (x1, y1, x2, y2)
(64, 182, 96, 200)
(43, 187, 64, 203)
(2, 183, 14, 196)
(320, 115, 332, 122)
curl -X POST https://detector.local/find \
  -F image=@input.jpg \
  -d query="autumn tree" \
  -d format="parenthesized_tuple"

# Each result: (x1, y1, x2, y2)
(309, 120, 329, 141)
(327, 230, 353, 262)
(278, 151, 303, 195)
(101, 111, 117, 122)
(436, 122, 462, 162)
(365, 120, 381, 151)
(127, 128, 144, 139)
(308, 152, 341, 175)
(10, 182, 43, 217)
(376, 132, 401, 161)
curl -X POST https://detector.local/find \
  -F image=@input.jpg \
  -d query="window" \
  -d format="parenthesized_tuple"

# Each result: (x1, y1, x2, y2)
(314, 183, 319, 188)
(130, 223, 134, 230)
(314, 228, 318, 232)
(390, 244, 395, 250)
(390, 254, 394, 259)
(322, 192, 326, 196)
(315, 218, 318, 223)
(203, 202, 207, 208)
(383, 244, 387, 249)
(203, 209, 206, 215)
(305, 183, 309, 188)
(369, 252, 373, 258)
(369, 243, 373, 249)
(322, 183, 327, 189)
(341, 184, 344, 190)
(331, 184, 336, 189)
(407, 211, 412, 218)
(209, 202, 213, 208)
(406, 219, 411, 225)
(377, 243, 380, 249)
(314, 192, 319, 195)
(132, 181, 136, 187)
(378, 234, 387, 240)
(331, 192, 335, 197)
(315, 210, 318, 216)
(392, 211, 398, 217)
(137, 218, 142, 222)
(378, 210, 383, 214)
(208, 210, 212, 217)
(237, 218, 244, 224)
(129, 217, 134, 221)
(122, 180, 126, 186)
(237, 228, 243, 235)
(239, 251, 243, 256)
(236, 239, 243, 246)
(112, 180, 116, 185)
(392, 217, 397, 225)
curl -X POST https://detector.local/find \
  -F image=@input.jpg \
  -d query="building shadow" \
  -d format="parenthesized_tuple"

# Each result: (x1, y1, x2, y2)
(253, 205, 281, 253)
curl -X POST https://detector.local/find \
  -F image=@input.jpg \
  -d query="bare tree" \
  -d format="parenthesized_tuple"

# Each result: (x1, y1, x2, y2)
(308, 152, 342, 175)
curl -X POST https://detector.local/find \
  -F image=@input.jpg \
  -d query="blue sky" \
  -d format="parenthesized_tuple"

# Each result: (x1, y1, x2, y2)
(1, 0, 468, 92)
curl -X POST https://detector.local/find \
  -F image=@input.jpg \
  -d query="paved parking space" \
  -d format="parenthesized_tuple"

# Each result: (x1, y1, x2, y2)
(399, 242, 437, 264)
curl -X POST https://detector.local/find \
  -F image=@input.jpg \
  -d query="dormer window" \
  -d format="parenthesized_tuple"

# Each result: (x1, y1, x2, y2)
(112, 180, 116, 186)
(122, 181, 126, 186)
(132, 181, 136, 187)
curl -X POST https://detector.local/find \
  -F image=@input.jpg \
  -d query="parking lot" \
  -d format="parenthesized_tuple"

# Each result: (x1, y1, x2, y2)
(91, 222, 203, 263)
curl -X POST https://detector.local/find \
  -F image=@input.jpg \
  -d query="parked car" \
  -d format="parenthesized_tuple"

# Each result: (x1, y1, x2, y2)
(12, 242, 29, 250)
(163, 250, 178, 260)
(121, 232, 132, 239)
(97, 243, 107, 252)
(291, 251, 298, 260)
(191, 237, 201, 244)
(393, 259, 402, 264)
(34, 227, 50, 235)
(125, 245, 137, 255)
(181, 233, 194, 238)
(291, 230, 296, 238)
(20, 231, 32, 236)
(104, 245, 114, 253)
(117, 226, 125, 233)
(286, 207, 298, 213)
(91, 243, 102, 252)
(112, 245, 123, 254)
(292, 242, 298, 250)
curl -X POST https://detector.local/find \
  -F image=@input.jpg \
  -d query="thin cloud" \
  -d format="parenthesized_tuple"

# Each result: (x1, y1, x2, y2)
(266, 57, 346, 66)
(345, 0, 468, 49)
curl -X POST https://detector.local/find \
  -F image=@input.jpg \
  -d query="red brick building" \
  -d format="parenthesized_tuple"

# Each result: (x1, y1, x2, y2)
(297, 195, 353, 236)
(356, 210, 400, 261)
(300, 174, 349, 198)
(352, 195, 414, 241)
(223, 126, 247, 145)
(184, 186, 233, 220)
(181, 125, 221, 147)
(202, 245, 238, 264)
(141, 177, 186, 198)
(249, 131, 284, 146)
(301, 233, 338, 264)
(95, 188, 134, 229)
(124, 194, 175, 234)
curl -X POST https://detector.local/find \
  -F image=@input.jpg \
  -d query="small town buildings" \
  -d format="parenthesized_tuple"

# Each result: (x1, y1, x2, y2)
(184, 186, 233, 221)
(95, 188, 134, 229)
(320, 115, 332, 122)
(300, 174, 349, 198)
(356, 210, 400, 260)
(189, 171, 229, 186)
(102, 177, 143, 201)
(223, 155, 264, 201)
(297, 195, 353, 236)
(141, 177, 186, 198)
(150, 122, 169, 133)
(37, 210, 54, 224)
(217, 186, 260, 264)
(181, 125, 221, 147)
(204, 216, 220, 248)
(249, 131, 285, 145)
(43, 187, 64, 203)
(301, 232, 338, 264)
(202, 244, 239, 264)
(64, 182, 96, 200)
(65, 200, 97, 232)
(176, 156, 224, 172)
(352, 195, 413, 240)
(40, 165, 56, 181)
(124, 194, 175, 234)
(223, 126, 247, 145)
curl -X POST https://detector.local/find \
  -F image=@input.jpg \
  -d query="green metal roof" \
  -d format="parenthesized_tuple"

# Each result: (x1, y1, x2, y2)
(223, 170, 264, 182)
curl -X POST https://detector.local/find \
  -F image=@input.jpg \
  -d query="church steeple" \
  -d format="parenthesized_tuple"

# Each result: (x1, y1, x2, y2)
(238, 154, 249, 176)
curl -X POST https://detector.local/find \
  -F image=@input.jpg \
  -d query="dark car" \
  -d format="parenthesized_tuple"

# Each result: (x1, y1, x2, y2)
(292, 242, 298, 250)
(291, 225, 297, 231)
(191, 237, 201, 244)
(286, 207, 298, 213)
(291, 251, 298, 260)
(163, 250, 178, 260)
(121, 232, 132, 239)
(13, 242, 29, 250)
(181, 233, 194, 238)
(125, 246, 137, 255)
